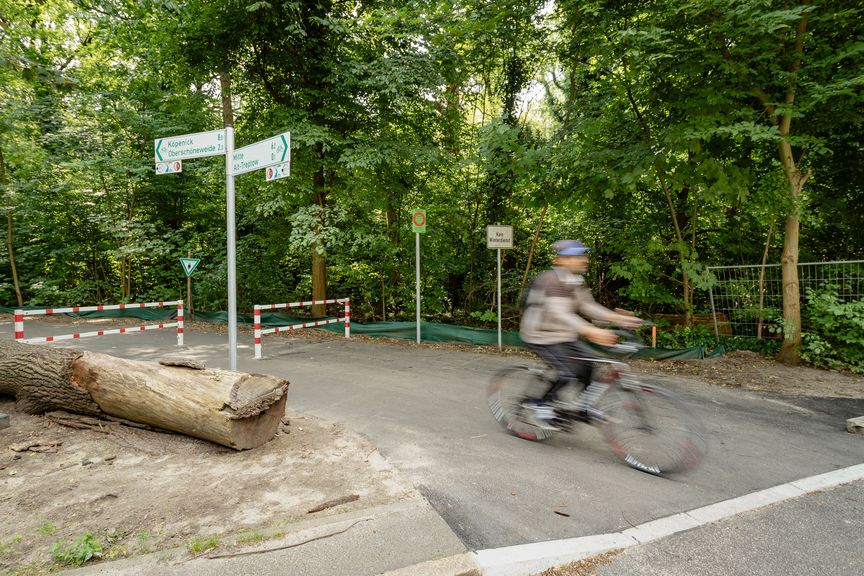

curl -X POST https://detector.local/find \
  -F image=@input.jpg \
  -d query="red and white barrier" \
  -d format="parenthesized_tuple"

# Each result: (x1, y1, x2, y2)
(14, 301, 185, 346)
(254, 298, 350, 359)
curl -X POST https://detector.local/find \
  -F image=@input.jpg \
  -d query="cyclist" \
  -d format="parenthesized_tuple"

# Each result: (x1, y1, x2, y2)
(520, 240, 643, 429)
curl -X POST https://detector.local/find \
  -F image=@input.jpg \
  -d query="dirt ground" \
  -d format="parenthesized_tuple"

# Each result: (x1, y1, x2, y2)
(629, 350, 864, 399)
(1, 320, 862, 575)
(0, 403, 415, 575)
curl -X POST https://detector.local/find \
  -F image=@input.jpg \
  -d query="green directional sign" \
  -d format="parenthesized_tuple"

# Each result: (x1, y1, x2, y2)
(155, 129, 226, 163)
(180, 258, 201, 277)
(232, 132, 290, 175)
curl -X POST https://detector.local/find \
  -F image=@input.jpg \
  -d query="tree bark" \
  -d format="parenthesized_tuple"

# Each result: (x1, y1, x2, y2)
(0, 341, 288, 450)
(757, 221, 775, 340)
(311, 170, 328, 317)
(220, 70, 235, 127)
(0, 146, 23, 306)
(777, 150, 809, 363)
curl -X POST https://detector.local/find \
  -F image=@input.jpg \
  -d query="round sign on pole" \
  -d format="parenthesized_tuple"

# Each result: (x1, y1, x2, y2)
(412, 209, 427, 233)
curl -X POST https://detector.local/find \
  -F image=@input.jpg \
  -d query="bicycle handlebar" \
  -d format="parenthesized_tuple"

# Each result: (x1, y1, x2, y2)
(595, 324, 650, 358)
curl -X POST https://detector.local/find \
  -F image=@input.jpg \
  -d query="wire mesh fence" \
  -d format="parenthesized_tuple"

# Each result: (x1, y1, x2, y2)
(707, 260, 864, 340)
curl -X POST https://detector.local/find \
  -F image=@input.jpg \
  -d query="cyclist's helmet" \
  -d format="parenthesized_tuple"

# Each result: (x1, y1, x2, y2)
(553, 240, 591, 256)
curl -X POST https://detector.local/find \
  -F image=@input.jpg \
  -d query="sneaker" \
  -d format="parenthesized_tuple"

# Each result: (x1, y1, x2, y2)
(521, 402, 559, 431)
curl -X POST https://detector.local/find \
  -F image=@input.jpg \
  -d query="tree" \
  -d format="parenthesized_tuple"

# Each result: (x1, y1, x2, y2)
(697, 0, 864, 362)
(0, 340, 288, 449)
(550, 0, 864, 359)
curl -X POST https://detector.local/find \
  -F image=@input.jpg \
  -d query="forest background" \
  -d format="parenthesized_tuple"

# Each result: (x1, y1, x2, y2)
(0, 0, 862, 367)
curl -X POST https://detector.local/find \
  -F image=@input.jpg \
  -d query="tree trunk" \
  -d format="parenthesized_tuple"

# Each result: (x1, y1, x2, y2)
(311, 174, 328, 317)
(0, 341, 288, 450)
(520, 205, 547, 295)
(757, 2, 810, 364)
(777, 142, 808, 363)
(757, 222, 775, 340)
(0, 146, 23, 306)
(776, 140, 809, 362)
(778, 212, 801, 362)
(220, 70, 235, 127)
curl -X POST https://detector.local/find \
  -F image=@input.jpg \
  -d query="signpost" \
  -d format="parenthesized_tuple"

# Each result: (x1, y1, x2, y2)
(180, 256, 201, 317)
(487, 225, 513, 350)
(233, 132, 290, 175)
(412, 210, 426, 343)
(180, 258, 201, 277)
(155, 127, 290, 371)
(154, 128, 226, 162)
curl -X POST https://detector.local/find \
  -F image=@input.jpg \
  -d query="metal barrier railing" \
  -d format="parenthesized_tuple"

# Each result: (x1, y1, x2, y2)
(14, 301, 184, 345)
(254, 298, 350, 359)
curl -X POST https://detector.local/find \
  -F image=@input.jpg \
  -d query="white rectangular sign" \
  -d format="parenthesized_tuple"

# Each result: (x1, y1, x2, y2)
(486, 225, 513, 249)
(154, 129, 226, 162)
(232, 132, 290, 175)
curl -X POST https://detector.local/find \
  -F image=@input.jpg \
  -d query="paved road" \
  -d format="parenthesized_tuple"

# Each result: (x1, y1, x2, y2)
(594, 479, 864, 576)
(4, 321, 863, 555)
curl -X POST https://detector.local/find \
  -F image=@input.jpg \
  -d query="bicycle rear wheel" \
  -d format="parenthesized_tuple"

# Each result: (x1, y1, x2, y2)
(599, 379, 706, 475)
(487, 366, 555, 441)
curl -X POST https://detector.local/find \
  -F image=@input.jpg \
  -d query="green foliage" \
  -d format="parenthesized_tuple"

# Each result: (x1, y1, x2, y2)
(469, 309, 498, 324)
(51, 532, 103, 566)
(0, 0, 861, 337)
(656, 324, 716, 350)
(0, 541, 12, 559)
(136, 531, 150, 553)
(801, 285, 864, 372)
(37, 522, 56, 536)
(235, 531, 265, 545)
(720, 336, 781, 357)
(187, 535, 220, 555)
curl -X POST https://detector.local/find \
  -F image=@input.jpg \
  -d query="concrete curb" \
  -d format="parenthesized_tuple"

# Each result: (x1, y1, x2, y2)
(472, 462, 864, 576)
(377, 553, 481, 576)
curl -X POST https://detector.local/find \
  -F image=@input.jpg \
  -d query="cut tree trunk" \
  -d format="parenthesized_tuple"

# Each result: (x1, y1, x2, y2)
(0, 340, 288, 450)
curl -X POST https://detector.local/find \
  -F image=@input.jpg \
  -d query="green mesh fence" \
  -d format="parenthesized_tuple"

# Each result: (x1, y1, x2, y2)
(1, 306, 721, 360)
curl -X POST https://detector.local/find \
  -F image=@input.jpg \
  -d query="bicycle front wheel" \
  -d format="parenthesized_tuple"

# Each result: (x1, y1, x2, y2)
(600, 379, 706, 475)
(486, 366, 555, 441)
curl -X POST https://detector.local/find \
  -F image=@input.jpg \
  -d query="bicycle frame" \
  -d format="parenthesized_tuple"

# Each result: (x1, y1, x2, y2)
(486, 336, 706, 474)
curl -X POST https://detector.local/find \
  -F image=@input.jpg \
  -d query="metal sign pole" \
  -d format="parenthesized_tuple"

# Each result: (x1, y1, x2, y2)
(416, 231, 421, 344)
(497, 247, 502, 350)
(187, 250, 192, 318)
(225, 126, 238, 371)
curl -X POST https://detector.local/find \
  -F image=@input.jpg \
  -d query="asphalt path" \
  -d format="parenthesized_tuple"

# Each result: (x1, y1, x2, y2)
(594, 479, 864, 576)
(4, 320, 863, 554)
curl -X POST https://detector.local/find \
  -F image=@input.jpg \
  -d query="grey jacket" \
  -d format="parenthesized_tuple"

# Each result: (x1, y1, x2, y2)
(520, 267, 611, 345)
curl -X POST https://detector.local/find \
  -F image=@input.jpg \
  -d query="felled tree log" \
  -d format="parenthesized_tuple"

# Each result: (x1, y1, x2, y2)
(0, 340, 288, 450)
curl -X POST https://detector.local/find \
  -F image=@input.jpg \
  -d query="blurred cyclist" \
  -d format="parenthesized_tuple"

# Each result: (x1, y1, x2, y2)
(520, 240, 642, 429)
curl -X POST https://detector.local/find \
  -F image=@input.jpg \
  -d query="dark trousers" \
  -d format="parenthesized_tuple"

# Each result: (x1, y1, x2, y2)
(528, 340, 596, 403)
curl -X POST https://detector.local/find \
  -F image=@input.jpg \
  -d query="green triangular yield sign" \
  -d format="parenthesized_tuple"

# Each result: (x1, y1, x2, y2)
(180, 258, 201, 277)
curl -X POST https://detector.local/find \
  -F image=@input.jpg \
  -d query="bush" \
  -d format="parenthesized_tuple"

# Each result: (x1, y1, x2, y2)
(655, 324, 715, 349)
(801, 284, 864, 373)
(654, 323, 783, 357)
(52, 532, 103, 566)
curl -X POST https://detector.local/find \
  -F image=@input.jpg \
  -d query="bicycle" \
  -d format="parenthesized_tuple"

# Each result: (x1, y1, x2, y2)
(486, 329, 706, 475)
